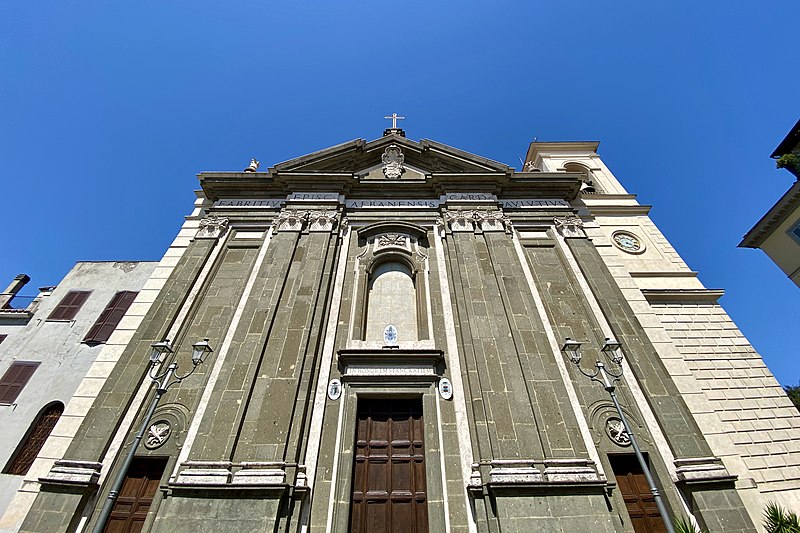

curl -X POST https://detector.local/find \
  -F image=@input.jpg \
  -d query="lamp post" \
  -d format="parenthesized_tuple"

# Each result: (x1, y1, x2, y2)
(92, 338, 213, 533)
(561, 337, 675, 533)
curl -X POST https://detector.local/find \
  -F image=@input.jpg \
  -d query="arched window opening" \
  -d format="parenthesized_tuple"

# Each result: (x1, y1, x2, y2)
(564, 162, 600, 194)
(365, 261, 418, 342)
(4, 401, 64, 475)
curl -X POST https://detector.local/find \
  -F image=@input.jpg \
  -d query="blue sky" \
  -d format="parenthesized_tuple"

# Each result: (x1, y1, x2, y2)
(1, 2, 798, 383)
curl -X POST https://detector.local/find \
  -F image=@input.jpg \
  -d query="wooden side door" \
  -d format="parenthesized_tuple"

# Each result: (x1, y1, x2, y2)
(104, 457, 167, 533)
(350, 399, 428, 533)
(610, 454, 668, 533)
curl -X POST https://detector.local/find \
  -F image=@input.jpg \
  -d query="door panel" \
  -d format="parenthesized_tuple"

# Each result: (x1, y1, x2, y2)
(610, 454, 668, 533)
(350, 399, 428, 533)
(104, 457, 167, 533)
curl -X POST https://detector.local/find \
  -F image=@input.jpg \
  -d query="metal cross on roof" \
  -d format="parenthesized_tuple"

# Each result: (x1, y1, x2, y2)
(384, 113, 405, 129)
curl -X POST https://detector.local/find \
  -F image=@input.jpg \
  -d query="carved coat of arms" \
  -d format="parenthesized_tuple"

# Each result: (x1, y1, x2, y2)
(382, 144, 405, 179)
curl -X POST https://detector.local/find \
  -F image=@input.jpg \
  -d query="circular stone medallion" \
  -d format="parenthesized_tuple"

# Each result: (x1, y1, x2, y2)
(605, 417, 632, 447)
(145, 420, 171, 449)
(611, 231, 645, 254)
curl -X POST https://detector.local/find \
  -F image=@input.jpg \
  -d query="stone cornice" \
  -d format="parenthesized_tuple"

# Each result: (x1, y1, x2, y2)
(198, 171, 582, 202)
(525, 141, 601, 166)
(583, 204, 652, 216)
(641, 289, 724, 303)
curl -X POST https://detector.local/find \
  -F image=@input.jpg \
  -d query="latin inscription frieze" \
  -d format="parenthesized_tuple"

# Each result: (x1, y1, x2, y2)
(500, 199, 570, 208)
(213, 199, 284, 208)
(213, 196, 571, 209)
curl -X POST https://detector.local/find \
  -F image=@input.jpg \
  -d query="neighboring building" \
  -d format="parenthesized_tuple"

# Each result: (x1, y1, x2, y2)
(740, 118, 800, 286)
(8, 129, 800, 533)
(0, 275, 44, 341)
(0, 262, 157, 531)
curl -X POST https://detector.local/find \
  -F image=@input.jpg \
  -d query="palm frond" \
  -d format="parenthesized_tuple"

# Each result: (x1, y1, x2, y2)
(674, 516, 706, 533)
(764, 502, 800, 533)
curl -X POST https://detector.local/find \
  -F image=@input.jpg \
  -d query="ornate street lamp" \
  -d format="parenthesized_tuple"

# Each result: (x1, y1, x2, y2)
(561, 337, 675, 533)
(92, 338, 213, 533)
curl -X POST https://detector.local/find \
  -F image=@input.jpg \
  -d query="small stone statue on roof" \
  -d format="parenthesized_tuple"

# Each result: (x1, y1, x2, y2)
(244, 158, 260, 172)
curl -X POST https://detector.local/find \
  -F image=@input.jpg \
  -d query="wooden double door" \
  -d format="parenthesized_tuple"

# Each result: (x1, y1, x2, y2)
(610, 454, 668, 533)
(349, 399, 428, 533)
(104, 457, 167, 533)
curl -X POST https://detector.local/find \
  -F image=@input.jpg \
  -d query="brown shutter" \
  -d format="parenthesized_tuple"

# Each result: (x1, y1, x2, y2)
(4, 402, 63, 475)
(48, 291, 91, 321)
(0, 362, 40, 404)
(83, 291, 138, 345)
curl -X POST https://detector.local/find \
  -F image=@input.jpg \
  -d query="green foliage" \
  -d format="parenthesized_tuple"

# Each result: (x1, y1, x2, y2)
(764, 502, 800, 533)
(674, 516, 707, 533)
(776, 154, 800, 177)
(784, 385, 800, 413)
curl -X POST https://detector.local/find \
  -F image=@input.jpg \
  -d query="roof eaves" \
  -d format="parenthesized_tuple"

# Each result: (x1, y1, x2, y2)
(739, 179, 800, 248)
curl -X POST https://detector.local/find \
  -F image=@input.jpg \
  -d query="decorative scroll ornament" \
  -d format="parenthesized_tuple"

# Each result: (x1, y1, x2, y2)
(442, 210, 511, 233)
(553, 215, 586, 238)
(196, 215, 230, 239)
(307, 210, 339, 232)
(145, 420, 172, 449)
(382, 144, 405, 179)
(376, 233, 409, 250)
(605, 417, 631, 447)
(524, 160, 540, 172)
(444, 210, 476, 232)
(473, 210, 512, 232)
(275, 210, 308, 232)
(579, 179, 596, 194)
(244, 158, 260, 172)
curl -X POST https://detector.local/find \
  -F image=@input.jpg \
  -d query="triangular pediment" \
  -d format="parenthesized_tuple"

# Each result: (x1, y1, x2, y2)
(270, 134, 512, 177)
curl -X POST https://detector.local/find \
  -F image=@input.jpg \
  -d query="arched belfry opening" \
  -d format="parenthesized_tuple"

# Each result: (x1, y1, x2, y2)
(564, 162, 599, 193)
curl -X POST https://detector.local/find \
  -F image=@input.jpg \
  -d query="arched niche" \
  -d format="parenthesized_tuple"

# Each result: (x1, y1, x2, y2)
(351, 222, 430, 343)
(364, 260, 418, 342)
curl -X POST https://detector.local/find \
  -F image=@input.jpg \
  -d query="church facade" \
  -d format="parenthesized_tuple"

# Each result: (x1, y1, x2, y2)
(10, 129, 800, 533)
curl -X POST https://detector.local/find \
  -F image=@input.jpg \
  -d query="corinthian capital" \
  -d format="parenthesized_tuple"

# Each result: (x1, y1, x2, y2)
(196, 215, 230, 239)
(443, 210, 476, 232)
(473, 210, 512, 232)
(275, 209, 309, 232)
(553, 215, 586, 238)
(308, 210, 339, 232)
(441, 209, 511, 233)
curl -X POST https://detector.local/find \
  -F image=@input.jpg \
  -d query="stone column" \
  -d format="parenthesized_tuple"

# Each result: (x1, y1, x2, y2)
(562, 224, 756, 533)
(19, 216, 230, 533)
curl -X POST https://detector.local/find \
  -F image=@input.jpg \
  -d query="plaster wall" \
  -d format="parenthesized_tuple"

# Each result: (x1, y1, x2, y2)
(4, 194, 209, 533)
(0, 325, 27, 338)
(760, 207, 800, 286)
(0, 261, 156, 529)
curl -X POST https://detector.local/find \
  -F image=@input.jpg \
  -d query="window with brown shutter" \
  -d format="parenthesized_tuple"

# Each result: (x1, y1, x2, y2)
(0, 361, 40, 404)
(0, 334, 7, 344)
(83, 291, 138, 345)
(47, 290, 91, 321)
(4, 401, 63, 475)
